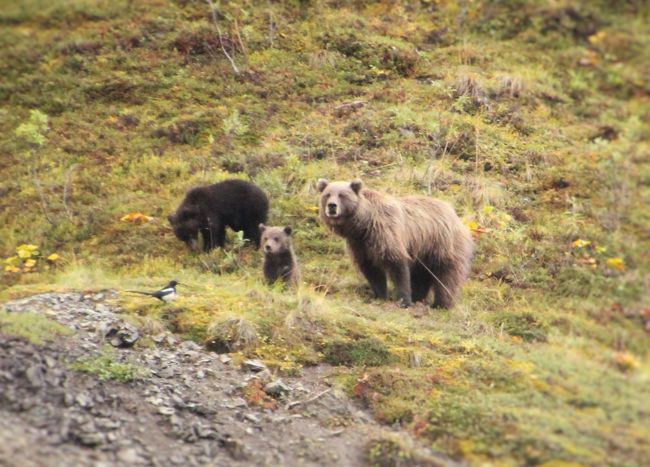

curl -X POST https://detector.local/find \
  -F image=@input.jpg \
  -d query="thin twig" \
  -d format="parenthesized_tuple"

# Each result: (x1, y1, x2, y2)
(233, 18, 248, 58)
(268, 10, 276, 48)
(33, 176, 55, 225)
(415, 257, 454, 299)
(474, 124, 480, 172)
(426, 138, 450, 195)
(62, 164, 77, 221)
(284, 388, 331, 410)
(302, 388, 331, 404)
(206, 0, 239, 74)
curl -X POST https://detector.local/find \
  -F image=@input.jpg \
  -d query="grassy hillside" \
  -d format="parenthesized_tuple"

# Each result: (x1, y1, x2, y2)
(1, 0, 649, 465)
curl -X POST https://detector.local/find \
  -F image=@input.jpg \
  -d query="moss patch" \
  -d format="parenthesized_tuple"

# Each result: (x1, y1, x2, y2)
(493, 311, 550, 342)
(323, 337, 396, 367)
(70, 347, 142, 382)
(0, 311, 73, 344)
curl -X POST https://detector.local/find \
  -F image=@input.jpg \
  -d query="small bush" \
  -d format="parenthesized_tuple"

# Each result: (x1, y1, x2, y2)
(71, 348, 142, 382)
(204, 317, 258, 353)
(323, 337, 396, 367)
(365, 437, 412, 467)
(493, 311, 549, 342)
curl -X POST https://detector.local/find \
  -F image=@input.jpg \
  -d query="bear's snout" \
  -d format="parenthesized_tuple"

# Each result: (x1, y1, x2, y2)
(327, 202, 339, 216)
(264, 244, 272, 253)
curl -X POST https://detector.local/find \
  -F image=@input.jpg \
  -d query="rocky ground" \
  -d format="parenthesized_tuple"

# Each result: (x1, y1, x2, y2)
(0, 292, 453, 467)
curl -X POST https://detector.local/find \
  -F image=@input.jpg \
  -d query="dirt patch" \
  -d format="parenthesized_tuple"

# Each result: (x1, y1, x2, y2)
(1, 292, 453, 466)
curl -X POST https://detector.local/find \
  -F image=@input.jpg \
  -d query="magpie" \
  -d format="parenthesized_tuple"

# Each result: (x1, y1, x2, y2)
(127, 280, 179, 302)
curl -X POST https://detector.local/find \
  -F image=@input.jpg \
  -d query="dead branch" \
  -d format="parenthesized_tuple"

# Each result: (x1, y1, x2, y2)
(233, 18, 248, 59)
(268, 11, 276, 48)
(62, 164, 77, 221)
(32, 176, 55, 226)
(206, 0, 239, 74)
(285, 388, 331, 410)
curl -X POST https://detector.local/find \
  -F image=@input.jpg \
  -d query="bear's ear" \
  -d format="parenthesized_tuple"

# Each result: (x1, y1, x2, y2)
(283, 226, 293, 236)
(167, 214, 176, 225)
(259, 223, 266, 233)
(317, 179, 329, 193)
(350, 179, 363, 194)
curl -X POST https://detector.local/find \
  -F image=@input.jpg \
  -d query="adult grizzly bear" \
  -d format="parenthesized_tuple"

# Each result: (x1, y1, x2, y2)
(168, 179, 268, 252)
(317, 179, 473, 308)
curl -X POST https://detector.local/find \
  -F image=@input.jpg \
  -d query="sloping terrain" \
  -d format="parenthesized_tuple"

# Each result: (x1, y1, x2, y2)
(1, 1, 649, 465)
(2, 292, 451, 466)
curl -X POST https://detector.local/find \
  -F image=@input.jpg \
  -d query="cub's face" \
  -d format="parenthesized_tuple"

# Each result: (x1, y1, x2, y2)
(168, 209, 200, 247)
(317, 179, 363, 224)
(259, 224, 292, 255)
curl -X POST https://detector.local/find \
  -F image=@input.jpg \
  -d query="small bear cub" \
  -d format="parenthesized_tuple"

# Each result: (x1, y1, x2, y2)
(259, 224, 299, 286)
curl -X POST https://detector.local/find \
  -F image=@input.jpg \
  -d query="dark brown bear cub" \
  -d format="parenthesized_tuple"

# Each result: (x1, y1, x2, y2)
(259, 224, 299, 286)
(168, 179, 269, 252)
(318, 179, 473, 308)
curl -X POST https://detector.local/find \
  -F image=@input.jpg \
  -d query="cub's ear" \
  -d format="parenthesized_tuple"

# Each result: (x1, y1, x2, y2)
(259, 223, 266, 233)
(283, 226, 293, 236)
(350, 179, 363, 194)
(317, 178, 329, 193)
(167, 214, 176, 224)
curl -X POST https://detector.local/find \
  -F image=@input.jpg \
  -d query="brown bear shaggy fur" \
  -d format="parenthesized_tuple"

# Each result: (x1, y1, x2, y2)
(168, 179, 269, 252)
(318, 179, 473, 308)
(259, 224, 299, 286)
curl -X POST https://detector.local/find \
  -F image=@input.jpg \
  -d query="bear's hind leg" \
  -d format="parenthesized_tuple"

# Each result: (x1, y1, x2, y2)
(431, 264, 462, 309)
(410, 265, 433, 303)
(243, 223, 262, 249)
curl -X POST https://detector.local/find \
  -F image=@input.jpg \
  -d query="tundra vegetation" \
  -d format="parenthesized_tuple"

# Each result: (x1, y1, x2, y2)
(1, 1, 649, 465)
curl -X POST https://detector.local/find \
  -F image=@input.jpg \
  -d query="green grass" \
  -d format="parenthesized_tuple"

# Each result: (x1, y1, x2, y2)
(70, 347, 142, 382)
(0, 310, 73, 344)
(1, 0, 649, 465)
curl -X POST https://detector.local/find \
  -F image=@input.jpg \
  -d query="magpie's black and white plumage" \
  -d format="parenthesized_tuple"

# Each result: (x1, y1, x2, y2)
(127, 280, 179, 302)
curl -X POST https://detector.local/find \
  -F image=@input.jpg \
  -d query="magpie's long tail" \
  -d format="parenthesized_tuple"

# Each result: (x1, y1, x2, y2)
(125, 290, 154, 296)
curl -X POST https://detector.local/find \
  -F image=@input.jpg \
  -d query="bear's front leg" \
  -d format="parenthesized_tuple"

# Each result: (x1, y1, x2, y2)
(202, 221, 225, 251)
(388, 262, 412, 308)
(358, 259, 387, 299)
(200, 228, 213, 252)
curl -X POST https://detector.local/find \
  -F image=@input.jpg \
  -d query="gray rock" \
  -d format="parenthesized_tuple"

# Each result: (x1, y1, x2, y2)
(75, 393, 94, 408)
(243, 413, 261, 424)
(255, 369, 273, 384)
(117, 447, 144, 464)
(77, 431, 105, 447)
(180, 340, 201, 351)
(105, 322, 140, 348)
(158, 406, 175, 416)
(193, 423, 217, 440)
(43, 355, 57, 368)
(264, 379, 291, 399)
(95, 418, 121, 430)
(220, 435, 248, 461)
(25, 365, 45, 388)
(242, 359, 267, 372)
